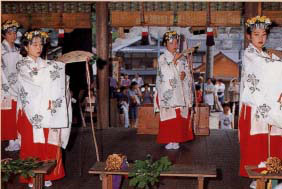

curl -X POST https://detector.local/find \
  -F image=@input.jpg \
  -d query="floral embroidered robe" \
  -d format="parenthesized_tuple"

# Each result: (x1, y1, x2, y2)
(1, 39, 22, 109)
(155, 50, 193, 121)
(16, 56, 72, 148)
(240, 43, 282, 136)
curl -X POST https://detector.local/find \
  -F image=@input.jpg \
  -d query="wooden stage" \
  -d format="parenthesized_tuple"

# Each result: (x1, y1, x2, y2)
(2, 128, 252, 189)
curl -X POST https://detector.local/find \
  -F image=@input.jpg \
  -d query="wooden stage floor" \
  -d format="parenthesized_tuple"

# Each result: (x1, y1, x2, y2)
(2, 128, 252, 189)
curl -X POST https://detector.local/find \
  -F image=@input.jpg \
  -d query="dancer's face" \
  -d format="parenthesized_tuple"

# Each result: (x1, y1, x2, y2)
(166, 39, 178, 54)
(4, 30, 17, 45)
(25, 37, 43, 60)
(247, 28, 267, 51)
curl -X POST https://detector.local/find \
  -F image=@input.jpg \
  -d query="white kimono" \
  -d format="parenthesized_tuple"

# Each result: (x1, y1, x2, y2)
(1, 40, 22, 109)
(204, 83, 215, 106)
(154, 50, 193, 121)
(240, 43, 282, 136)
(17, 56, 72, 148)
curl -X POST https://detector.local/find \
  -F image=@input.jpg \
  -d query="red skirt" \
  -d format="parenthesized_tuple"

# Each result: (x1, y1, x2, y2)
(157, 108, 194, 144)
(1, 100, 18, 140)
(239, 104, 282, 177)
(17, 110, 65, 183)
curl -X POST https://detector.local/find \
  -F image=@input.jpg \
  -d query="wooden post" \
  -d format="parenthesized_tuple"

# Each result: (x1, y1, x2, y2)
(205, 2, 214, 80)
(96, 2, 110, 129)
(244, 2, 260, 48)
(197, 177, 204, 189)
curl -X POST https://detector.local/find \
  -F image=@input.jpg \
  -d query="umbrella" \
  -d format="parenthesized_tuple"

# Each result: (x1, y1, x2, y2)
(56, 50, 94, 64)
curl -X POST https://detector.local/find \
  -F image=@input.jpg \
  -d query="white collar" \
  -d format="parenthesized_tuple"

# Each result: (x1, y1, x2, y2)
(164, 49, 175, 62)
(2, 39, 16, 52)
(249, 43, 270, 58)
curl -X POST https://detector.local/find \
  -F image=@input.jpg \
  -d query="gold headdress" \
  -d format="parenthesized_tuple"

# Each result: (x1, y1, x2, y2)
(24, 30, 49, 43)
(246, 16, 272, 30)
(2, 20, 20, 32)
(163, 31, 179, 44)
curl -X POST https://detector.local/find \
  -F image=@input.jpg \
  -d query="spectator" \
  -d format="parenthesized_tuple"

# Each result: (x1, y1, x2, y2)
(204, 78, 215, 111)
(195, 84, 203, 104)
(228, 78, 240, 114)
(215, 79, 225, 105)
(142, 83, 153, 104)
(117, 86, 130, 128)
(128, 81, 142, 128)
(132, 73, 144, 87)
(219, 103, 233, 129)
(121, 73, 131, 87)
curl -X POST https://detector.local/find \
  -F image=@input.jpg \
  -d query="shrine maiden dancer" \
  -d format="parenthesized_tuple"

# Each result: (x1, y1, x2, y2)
(16, 30, 72, 187)
(1, 20, 22, 151)
(239, 16, 282, 183)
(154, 31, 194, 150)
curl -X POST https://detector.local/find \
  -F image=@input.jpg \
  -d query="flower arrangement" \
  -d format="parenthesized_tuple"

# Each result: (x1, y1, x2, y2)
(24, 30, 49, 41)
(2, 20, 20, 30)
(246, 16, 271, 29)
(164, 31, 179, 43)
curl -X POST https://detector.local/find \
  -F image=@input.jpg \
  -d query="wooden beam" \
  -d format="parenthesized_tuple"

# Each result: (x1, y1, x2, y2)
(96, 2, 110, 129)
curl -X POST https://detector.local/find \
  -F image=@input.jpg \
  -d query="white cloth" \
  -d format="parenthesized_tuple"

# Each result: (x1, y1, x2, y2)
(240, 43, 282, 136)
(204, 83, 215, 106)
(219, 112, 233, 129)
(215, 83, 225, 98)
(120, 101, 129, 128)
(154, 49, 193, 121)
(1, 40, 22, 109)
(17, 56, 72, 148)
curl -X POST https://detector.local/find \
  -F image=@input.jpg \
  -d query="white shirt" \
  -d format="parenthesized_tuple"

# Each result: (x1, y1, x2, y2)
(219, 112, 233, 129)
(215, 83, 225, 98)
(132, 77, 144, 87)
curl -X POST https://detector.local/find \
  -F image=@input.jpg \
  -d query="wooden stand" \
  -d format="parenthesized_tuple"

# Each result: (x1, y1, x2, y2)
(32, 161, 56, 189)
(193, 104, 210, 136)
(137, 104, 159, 135)
(89, 162, 216, 189)
(245, 165, 282, 189)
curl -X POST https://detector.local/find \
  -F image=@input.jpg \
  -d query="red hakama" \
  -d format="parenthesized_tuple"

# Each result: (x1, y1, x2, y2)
(17, 110, 65, 183)
(1, 100, 17, 140)
(239, 104, 282, 177)
(157, 108, 194, 144)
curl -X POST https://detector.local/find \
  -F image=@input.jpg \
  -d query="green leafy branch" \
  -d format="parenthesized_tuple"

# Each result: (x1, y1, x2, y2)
(129, 155, 172, 189)
(1, 158, 43, 183)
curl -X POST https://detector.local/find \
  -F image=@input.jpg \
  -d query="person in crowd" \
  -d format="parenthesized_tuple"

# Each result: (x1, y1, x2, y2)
(239, 16, 282, 188)
(228, 78, 240, 114)
(219, 103, 233, 129)
(109, 76, 118, 98)
(16, 30, 72, 187)
(117, 86, 130, 128)
(195, 84, 203, 104)
(121, 73, 131, 88)
(1, 20, 22, 151)
(142, 83, 153, 104)
(215, 79, 225, 105)
(128, 81, 142, 128)
(132, 73, 144, 87)
(154, 30, 194, 150)
(204, 78, 215, 111)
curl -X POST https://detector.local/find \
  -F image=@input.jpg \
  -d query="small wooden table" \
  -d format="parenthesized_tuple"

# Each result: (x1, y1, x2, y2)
(32, 161, 57, 189)
(245, 165, 282, 189)
(89, 162, 217, 189)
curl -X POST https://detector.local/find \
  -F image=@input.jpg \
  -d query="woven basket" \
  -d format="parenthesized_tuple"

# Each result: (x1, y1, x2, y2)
(177, 11, 206, 27)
